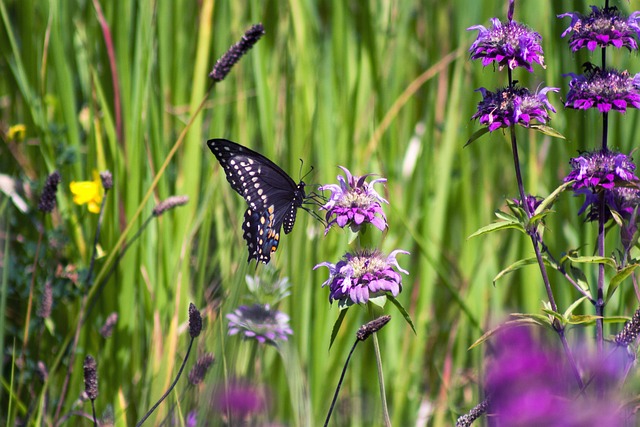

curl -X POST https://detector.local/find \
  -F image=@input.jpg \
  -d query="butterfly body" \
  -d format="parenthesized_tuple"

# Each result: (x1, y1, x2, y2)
(207, 138, 306, 264)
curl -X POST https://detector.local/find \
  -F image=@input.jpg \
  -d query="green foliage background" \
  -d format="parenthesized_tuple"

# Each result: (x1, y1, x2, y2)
(2, 0, 640, 425)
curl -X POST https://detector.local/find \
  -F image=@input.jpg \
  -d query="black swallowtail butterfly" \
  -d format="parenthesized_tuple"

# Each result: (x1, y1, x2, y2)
(207, 138, 308, 264)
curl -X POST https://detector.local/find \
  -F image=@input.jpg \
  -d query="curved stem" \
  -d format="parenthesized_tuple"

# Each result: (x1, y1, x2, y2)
(136, 337, 195, 427)
(324, 340, 359, 427)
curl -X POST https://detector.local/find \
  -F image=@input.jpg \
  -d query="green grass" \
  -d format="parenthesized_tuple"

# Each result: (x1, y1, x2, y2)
(2, 0, 640, 425)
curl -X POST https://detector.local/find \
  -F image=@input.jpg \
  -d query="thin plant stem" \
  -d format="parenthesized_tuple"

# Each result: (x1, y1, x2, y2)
(372, 331, 391, 427)
(596, 195, 606, 354)
(508, 126, 584, 388)
(90, 400, 97, 427)
(324, 340, 358, 427)
(136, 337, 195, 427)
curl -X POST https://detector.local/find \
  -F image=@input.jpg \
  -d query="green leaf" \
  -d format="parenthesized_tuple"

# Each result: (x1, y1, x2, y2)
(540, 308, 567, 325)
(468, 221, 524, 239)
(564, 255, 617, 269)
(464, 127, 490, 147)
(529, 124, 566, 139)
(603, 316, 632, 324)
(606, 264, 640, 303)
(493, 257, 538, 284)
(369, 295, 387, 308)
(388, 295, 416, 335)
(494, 210, 518, 222)
(533, 181, 574, 217)
(468, 318, 546, 350)
(563, 296, 589, 319)
(568, 265, 590, 292)
(329, 309, 348, 350)
(566, 314, 602, 325)
(510, 313, 553, 327)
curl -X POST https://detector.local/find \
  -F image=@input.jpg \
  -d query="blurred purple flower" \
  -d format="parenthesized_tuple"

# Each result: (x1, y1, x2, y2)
(565, 68, 640, 113)
(186, 410, 197, 427)
(472, 85, 559, 132)
(558, 6, 640, 52)
(486, 327, 625, 426)
(467, 18, 545, 72)
(213, 382, 266, 421)
(314, 249, 409, 305)
(319, 166, 388, 234)
(564, 150, 639, 222)
(227, 304, 292, 345)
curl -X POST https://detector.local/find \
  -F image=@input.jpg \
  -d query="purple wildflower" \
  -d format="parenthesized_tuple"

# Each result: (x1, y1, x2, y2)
(558, 6, 640, 52)
(314, 249, 409, 305)
(319, 166, 388, 234)
(565, 150, 638, 191)
(472, 85, 559, 132)
(564, 150, 639, 221)
(186, 411, 197, 427)
(213, 382, 266, 421)
(486, 327, 625, 426)
(467, 18, 545, 72)
(513, 194, 543, 215)
(227, 304, 292, 345)
(565, 68, 640, 113)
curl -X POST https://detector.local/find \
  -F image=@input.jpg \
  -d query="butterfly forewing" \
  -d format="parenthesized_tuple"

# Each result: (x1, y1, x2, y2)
(208, 138, 306, 264)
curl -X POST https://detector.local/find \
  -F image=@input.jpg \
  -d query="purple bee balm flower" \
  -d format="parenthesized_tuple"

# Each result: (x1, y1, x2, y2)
(213, 381, 266, 420)
(319, 166, 388, 234)
(227, 304, 293, 345)
(314, 249, 409, 305)
(467, 18, 545, 72)
(472, 85, 559, 132)
(558, 6, 640, 52)
(565, 150, 639, 221)
(565, 150, 638, 191)
(565, 68, 640, 113)
(486, 327, 625, 426)
(513, 194, 543, 215)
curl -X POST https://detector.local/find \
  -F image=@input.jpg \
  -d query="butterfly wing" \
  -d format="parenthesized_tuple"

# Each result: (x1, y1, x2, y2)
(207, 138, 306, 263)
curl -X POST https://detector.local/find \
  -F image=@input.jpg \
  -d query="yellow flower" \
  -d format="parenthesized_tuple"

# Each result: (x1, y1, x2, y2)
(70, 170, 103, 214)
(7, 124, 26, 141)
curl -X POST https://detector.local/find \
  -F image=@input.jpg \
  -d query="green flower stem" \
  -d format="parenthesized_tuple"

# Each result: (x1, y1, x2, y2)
(368, 304, 391, 427)
(372, 330, 391, 427)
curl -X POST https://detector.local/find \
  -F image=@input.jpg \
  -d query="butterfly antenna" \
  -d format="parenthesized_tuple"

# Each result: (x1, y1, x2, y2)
(299, 159, 315, 182)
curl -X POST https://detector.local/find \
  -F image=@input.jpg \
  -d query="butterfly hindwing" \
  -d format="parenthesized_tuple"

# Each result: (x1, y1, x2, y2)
(208, 138, 305, 264)
(242, 206, 281, 264)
